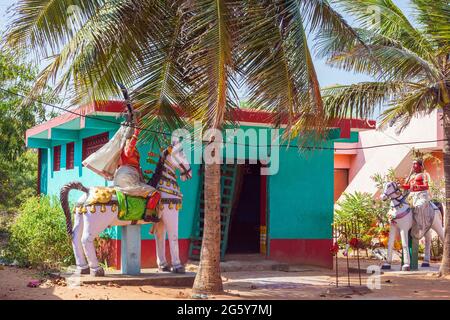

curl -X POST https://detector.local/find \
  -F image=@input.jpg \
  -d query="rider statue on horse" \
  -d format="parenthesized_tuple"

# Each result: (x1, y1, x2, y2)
(381, 156, 444, 270)
(402, 159, 439, 241)
(60, 85, 192, 276)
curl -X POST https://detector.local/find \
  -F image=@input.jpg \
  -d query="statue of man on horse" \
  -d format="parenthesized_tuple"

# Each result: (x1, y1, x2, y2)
(60, 85, 192, 276)
(381, 157, 444, 270)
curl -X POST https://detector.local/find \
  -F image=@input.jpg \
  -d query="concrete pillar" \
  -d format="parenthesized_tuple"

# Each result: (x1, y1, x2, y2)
(409, 233, 419, 270)
(121, 225, 141, 275)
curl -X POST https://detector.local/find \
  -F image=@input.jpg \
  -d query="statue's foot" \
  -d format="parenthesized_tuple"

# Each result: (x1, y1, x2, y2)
(158, 264, 171, 272)
(401, 264, 410, 271)
(421, 262, 430, 268)
(171, 265, 185, 274)
(144, 215, 160, 223)
(90, 267, 105, 277)
(76, 267, 90, 275)
(381, 264, 391, 270)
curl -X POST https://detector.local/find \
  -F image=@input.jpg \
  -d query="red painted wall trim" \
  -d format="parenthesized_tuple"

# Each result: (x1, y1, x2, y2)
(27, 100, 376, 143)
(102, 239, 191, 270)
(269, 239, 333, 269)
(102, 238, 332, 269)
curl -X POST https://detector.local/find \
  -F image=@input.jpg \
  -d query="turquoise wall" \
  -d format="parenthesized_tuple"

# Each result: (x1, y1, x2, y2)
(40, 123, 337, 245)
(267, 145, 334, 241)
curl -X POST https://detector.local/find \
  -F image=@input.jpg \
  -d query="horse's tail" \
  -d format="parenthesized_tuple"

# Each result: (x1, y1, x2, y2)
(60, 181, 89, 237)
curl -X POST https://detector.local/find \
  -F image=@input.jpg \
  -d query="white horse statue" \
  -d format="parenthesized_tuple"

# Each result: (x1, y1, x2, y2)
(380, 181, 444, 270)
(60, 139, 192, 276)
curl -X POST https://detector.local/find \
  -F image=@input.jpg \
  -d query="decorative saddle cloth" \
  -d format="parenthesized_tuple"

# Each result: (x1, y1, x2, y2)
(76, 187, 160, 221)
(116, 190, 155, 221)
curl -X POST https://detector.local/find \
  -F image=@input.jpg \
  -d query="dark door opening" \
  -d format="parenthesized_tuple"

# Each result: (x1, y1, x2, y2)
(226, 162, 261, 254)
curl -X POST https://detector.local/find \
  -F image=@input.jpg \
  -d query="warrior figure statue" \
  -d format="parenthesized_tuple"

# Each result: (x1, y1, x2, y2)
(402, 159, 445, 267)
(112, 124, 161, 222)
(59, 85, 192, 276)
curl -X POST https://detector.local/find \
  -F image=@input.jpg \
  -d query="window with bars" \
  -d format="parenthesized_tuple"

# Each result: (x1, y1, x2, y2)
(66, 142, 75, 170)
(82, 132, 109, 162)
(53, 145, 61, 172)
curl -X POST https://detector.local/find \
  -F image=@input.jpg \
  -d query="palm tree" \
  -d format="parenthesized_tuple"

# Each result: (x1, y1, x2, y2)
(4, 0, 361, 293)
(321, 0, 450, 275)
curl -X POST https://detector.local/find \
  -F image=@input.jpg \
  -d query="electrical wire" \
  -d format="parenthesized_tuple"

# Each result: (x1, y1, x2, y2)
(1, 87, 446, 151)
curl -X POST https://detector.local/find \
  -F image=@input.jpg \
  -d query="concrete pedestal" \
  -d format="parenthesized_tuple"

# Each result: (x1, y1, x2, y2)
(121, 225, 141, 275)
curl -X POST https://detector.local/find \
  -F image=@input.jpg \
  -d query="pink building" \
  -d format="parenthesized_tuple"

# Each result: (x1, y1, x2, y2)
(334, 110, 444, 202)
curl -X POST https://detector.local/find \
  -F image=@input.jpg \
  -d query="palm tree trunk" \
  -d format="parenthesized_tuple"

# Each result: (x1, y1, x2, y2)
(440, 105, 450, 275)
(192, 161, 224, 294)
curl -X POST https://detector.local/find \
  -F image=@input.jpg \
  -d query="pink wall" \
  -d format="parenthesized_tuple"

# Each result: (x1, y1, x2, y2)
(334, 111, 443, 202)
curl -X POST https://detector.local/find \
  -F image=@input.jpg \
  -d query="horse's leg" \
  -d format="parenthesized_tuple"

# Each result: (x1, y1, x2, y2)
(399, 225, 411, 271)
(81, 207, 116, 276)
(382, 222, 398, 269)
(422, 229, 432, 267)
(432, 209, 445, 241)
(72, 209, 89, 274)
(421, 209, 445, 267)
(154, 214, 169, 271)
(162, 206, 184, 273)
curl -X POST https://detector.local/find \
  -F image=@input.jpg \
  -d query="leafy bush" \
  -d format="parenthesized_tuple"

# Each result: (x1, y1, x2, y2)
(335, 192, 389, 228)
(335, 192, 390, 249)
(4, 195, 74, 269)
(0, 211, 15, 234)
(0, 150, 39, 213)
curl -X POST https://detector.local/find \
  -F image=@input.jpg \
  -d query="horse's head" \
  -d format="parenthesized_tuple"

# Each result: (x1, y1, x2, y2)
(166, 137, 192, 181)
(381, 181, 401, 201)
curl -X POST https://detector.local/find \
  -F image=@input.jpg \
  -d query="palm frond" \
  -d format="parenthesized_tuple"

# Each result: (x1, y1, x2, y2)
(333, 0, 436, 65)
(4, 0, 104, 58)
(322, 81, 417, 120)
(379, 86, 439, 131)
(239, 0, 329, 140)
(410, 0, 450, 47)
(182, 0, 238, 130)
(328, 42, 441, 82)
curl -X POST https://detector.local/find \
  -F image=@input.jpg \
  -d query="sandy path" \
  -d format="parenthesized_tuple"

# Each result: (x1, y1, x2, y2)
(1, 259, 450, 300)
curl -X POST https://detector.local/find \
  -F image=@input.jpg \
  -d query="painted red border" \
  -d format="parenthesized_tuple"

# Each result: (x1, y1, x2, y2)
(101, 239, 191, 270)
(101, 238, 332, 269)
(269, 239, 333, 269)
(27, 100, 376, 143)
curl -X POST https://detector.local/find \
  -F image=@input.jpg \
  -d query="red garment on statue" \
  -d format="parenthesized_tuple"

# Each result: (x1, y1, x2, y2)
(118, 129, 142, 177)
(403, 173, 429, 192)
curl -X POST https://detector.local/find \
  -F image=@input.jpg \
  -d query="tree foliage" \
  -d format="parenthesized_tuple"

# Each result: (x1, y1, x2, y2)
(0, 51, 56, 212)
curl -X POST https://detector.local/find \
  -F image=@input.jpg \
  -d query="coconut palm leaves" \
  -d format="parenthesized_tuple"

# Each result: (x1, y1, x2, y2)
(4, 0, 364, 139)
(323, 0, 450, 130)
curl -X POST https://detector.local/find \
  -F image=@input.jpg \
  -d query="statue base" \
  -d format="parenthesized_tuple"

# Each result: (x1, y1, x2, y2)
(53, 268, 195, 287)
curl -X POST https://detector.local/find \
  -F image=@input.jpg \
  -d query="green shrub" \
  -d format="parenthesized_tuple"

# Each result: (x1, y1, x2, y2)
(334, 192, 390, 248)
(5, 195, 74, 269)
(0, 211, 15, 234)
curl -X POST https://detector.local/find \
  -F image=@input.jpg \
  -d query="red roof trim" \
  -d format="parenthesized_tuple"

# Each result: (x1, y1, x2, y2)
(26, 100, 376, 142)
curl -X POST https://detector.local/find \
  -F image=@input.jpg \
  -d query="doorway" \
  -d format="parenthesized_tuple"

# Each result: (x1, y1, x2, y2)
(226, 162, 262, 254)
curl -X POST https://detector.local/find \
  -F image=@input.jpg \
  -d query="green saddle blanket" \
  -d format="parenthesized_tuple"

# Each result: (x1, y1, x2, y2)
(116, 191, 147, 221)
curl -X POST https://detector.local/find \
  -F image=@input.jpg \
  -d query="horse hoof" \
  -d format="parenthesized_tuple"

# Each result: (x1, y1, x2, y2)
(144, 215, 160, 223)
(90, 267, 105, 277)
(77, 267, 90, 275)
(158, 264, 171, 272)
(381, 264, 391, 270)
(401, 265, 410, 271)
(171, 265, 185, 274)
(421, 262, 430, 268)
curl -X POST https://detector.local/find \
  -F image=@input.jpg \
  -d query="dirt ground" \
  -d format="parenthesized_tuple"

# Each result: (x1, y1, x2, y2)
(1, 258, 450, 300)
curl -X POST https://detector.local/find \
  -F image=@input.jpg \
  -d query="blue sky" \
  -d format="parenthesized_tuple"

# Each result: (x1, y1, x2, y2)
(0, 0, 413, 103)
